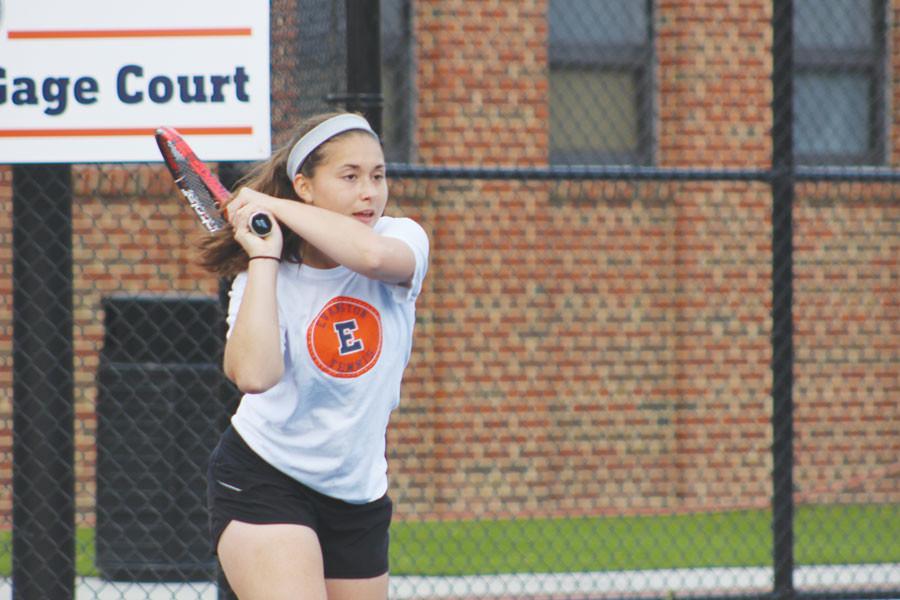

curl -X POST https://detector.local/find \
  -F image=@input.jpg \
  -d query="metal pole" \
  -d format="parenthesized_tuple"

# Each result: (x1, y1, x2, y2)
(345, 0, 383, 135)
(12, 164, 75, 599)
(770, 2, 795, 600)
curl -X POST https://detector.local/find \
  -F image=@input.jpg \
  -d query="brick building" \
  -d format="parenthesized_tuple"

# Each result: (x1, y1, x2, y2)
(0, 0, 897, 531)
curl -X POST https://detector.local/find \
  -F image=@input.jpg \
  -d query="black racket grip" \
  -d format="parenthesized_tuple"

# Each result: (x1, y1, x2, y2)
(249, 212, 273, 237)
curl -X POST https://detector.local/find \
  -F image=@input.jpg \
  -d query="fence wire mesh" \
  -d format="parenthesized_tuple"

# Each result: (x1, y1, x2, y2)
(0, 1, 897, 600)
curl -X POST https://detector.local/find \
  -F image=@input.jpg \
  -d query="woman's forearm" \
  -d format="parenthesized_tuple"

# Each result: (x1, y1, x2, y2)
(278, 199, 414, 282)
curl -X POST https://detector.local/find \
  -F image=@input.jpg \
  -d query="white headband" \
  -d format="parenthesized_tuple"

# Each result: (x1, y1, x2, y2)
(285, 114, 377, 180)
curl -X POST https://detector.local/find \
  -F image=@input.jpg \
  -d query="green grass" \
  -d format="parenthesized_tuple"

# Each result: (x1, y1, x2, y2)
(0, 504, 895, 577)
(389, 504, 900, 576)
(0, 528, 98, 577)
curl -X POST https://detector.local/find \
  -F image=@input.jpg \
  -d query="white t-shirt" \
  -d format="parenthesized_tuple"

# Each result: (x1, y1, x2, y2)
(227, 216, 429, 503)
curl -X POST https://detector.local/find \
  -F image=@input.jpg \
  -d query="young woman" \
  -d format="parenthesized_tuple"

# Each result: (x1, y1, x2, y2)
(201, 112, 429, 600)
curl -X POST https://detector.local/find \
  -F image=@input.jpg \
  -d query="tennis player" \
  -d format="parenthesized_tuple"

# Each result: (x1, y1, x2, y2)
(199, 112, 429, 600)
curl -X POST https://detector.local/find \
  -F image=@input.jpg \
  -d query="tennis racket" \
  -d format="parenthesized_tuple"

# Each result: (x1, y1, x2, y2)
(155, 126, 272, 237)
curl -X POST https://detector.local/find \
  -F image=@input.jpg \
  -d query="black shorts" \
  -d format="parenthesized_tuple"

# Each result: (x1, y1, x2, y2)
(206, 424, 392, 579)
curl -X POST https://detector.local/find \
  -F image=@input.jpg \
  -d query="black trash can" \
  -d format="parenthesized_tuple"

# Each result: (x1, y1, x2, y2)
(95, 295, 229, 582)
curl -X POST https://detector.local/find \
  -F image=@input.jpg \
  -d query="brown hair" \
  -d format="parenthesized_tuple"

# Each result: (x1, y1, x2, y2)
(197, 112, 375, 278)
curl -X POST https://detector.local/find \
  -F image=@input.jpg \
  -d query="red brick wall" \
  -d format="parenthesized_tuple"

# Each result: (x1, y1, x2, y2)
(0, 0, 897, 528)
(387, 0, 898, 520)
(388, 177, 776, 520)
(417, 0, 548, 166)
(793, 182, 900, 505)
(657, 0, 772, 168)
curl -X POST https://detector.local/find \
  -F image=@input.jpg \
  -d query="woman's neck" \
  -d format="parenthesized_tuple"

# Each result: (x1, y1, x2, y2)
(301, 244, 339, 269)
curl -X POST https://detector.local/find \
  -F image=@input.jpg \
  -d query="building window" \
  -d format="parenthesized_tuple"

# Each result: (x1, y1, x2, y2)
(382, 0, 414, 163)
(548, 0, 654, 165)
(794, 0, 886, 165)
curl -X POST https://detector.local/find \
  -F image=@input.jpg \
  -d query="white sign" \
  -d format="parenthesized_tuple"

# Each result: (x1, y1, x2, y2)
(0, 0, 271, 163)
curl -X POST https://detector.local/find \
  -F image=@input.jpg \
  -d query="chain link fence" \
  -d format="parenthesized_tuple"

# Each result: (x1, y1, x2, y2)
(0, 1, 897, 599)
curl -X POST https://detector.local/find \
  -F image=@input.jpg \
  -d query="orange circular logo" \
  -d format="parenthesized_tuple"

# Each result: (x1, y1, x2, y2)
(307, 296, 382, 378)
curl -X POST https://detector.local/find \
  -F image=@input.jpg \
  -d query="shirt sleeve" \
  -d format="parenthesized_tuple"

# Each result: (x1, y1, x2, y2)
(226, 272, 288, 353)
(377, 217, 430, 303)
(225, 273, 247, 337)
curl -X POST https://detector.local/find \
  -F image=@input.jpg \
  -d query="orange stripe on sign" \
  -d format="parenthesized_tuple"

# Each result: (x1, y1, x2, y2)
(7, 27, 252, 39)
(0, 127, 253, 138)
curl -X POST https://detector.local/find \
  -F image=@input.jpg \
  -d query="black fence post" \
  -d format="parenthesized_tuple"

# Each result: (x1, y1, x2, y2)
(345, 0, 383, 135)
(11, 164, 76, 600)
(770, 2, 795, 600)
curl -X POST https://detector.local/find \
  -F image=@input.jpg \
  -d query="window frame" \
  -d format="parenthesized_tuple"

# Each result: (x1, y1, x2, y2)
(793, 0, 888, 166)
(381, 0, 415, 164)
(547, 0, 655, 166)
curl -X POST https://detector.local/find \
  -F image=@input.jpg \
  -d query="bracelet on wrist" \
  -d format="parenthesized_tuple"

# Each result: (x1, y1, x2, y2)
(248, 255, 281, 262)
